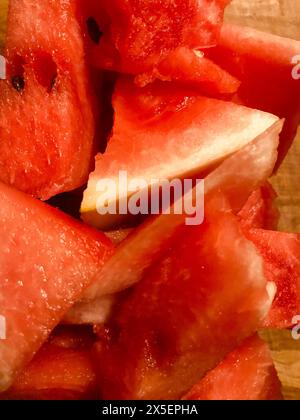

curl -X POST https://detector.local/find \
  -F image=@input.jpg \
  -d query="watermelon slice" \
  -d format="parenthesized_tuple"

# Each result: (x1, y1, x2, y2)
(94, 193, 273, 399)
(208, 23, 300, 165)
(2, 343, 97, 400)
(238, 190, 300, 329)
(64, 229, 132, 325)
(0, 0, 96, 199)
(238, 183, 280, 230)
(71, 119, 281, 318)
(0, 0, 7, 49)
(68, 129, 282, 326)
(246, 229, 300, 329)
(0, 182, 113, 392)
(81, 77, 279, 230)
(183, 335, 283, 400)
(85, 0, 230, 72)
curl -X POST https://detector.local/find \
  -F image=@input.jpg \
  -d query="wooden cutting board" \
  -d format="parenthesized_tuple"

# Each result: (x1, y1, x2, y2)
(226, 0, 300, 400)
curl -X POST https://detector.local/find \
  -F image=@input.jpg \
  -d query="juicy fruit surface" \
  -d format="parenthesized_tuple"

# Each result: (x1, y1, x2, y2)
(238, 187, 300, 328)
(3, 327, 97, 400)
(94, 194, 271, 399)
(209, 24, 300, 116)
(208, 24, 300, 164)
(0, 0, 95, 199)
(87, 0, 230, 73)
(0, 182, 113, 391)
(238, 183, 280, 230)
(77, 119, 281, 313)
(0, 0, 298, 401)
(79, 119, 280, 305)
(247, 229, 300, 329)
(183, 335, 283, 400)
(4, 346, 97, 400)
(104, 228, 133, 246)
(81, 77, 278, 229)
(84, 0, 236, 93)
(204, 121, 281, 213)
(0, 0, 7, 48)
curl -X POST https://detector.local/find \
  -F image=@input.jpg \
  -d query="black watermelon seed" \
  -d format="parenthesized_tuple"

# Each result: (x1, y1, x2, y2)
(86, 17, 103, 44)
(11, 75, 25, 92)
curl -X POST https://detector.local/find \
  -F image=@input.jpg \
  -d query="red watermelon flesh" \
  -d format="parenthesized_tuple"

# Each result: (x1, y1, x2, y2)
(64, 229, 132, 325)
(207, 23, 300, 165)
(0, 182, 113, 392)
(81, 77, 279, 230)
(94, 193, 272, 400)
(183, 335, 283, 400)
(83, 1, 238, 95)
(71, 130, 282, 329)
(238, 183, 280, 230)
(134, 47, 240, 95)
(86, 0, 230, 72)
(1, 343, 97, 400)
(246, 229, 300, 329)
(0, 0, 96, 199)
(74, 119, 281, 316)
(204, 121, 282, 214)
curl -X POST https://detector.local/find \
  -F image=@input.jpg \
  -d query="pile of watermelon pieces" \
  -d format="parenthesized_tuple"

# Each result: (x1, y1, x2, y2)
(0, 0, 300, 400)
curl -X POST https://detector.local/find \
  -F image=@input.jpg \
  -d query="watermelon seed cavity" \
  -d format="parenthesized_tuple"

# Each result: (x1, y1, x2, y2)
(86, 17, 103, 45)
(31, 53, 57, 93)
(11, 75, 24, 92)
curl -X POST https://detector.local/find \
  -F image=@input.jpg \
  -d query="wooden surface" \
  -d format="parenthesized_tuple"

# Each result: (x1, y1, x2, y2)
(0, 0, 299, 400)
(227, 0, 300, 400)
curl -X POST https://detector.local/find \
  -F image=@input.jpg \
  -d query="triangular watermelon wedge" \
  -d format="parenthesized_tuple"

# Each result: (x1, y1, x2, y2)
(182, 335, 283, 400)
(246, 229, 300, 329)
(0, 182, 113, 392)
(81, 77, 279, 230)
(134, 47, 240, 95)
(71, 119, 281, 326)
(0, 0, 97, 199)
(236, 189, 300, 329)
(238, 183, 280, 230)
(85, 0, 230, 73)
